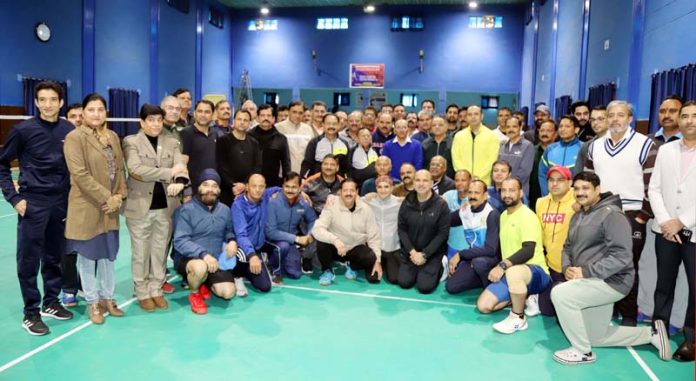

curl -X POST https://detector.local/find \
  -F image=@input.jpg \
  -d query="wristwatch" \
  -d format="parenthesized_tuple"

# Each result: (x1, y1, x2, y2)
(498, 261, 508, 270)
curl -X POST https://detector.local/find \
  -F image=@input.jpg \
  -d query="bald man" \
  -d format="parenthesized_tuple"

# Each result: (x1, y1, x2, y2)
(397, 170, 450, 294)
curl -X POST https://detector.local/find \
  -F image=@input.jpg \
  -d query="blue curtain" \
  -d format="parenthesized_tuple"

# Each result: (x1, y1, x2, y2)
(648, 63, 696, 133)
(554, 95, 572, 120)
(108, 88, 140, 138)
(587, 82, 615, 110)
(23, 77, 68, 116)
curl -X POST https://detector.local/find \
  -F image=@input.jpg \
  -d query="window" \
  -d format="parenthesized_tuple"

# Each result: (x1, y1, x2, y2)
(400, 93, 418, 108)
(391, 15, 424, 31)
(468, 16, 503, 29)
(333, 92, 351, 107)
(248, 19, 277, 31)
(481, 96, 499, 109)
(209, 7, 224, 29)
(264, 92, 279, 105)
(316, 17, 348, 30)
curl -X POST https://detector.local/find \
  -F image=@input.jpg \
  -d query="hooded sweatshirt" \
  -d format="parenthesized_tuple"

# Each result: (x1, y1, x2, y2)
(535, 190, 576, 273)
(562, 192, 634, 295)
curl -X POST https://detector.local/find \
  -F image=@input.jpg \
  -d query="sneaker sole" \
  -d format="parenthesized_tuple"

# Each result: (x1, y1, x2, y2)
(63, 302, 78, 308)
(553, 354, 595, 366)
(40, 311, 73, 321)
(21, 323, 49, 336)
(653, 320, 673, 361)
(493, 322, 528, 334)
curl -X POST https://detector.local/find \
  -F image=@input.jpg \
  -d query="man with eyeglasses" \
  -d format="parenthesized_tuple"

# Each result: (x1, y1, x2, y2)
(161, 95, 185, 145)
(574, 106, 608, 173)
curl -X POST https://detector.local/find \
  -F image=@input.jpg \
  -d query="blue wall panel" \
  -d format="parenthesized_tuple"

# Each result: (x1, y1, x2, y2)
(519, 16, 536, 111)
(201, 0, 232, 100)
(158, 0, 196, 99)
(554, 0, 583, 100)
(534, 1, 554, 106)
(0, 0, 82, 106)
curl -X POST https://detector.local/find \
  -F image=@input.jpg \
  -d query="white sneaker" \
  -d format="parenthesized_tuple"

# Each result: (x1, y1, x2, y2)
(234, 278, 248, 298)
(492, 311, 528, 334)
(553, 347, 596, 365)
(650, 320, 673, 361)
(440, 256, 448, 282)
(525, 294, 541, 317)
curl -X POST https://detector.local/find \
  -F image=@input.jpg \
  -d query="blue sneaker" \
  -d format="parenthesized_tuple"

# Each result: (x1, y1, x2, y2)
(319, 270, 335, 286)
(62, 293, 77, 308)
(344, 265, 357, 281)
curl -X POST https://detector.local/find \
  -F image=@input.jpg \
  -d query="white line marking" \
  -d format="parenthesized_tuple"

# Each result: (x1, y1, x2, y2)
(0, 213, 16, 219)
(0, 275, 179, 373)
(626, 346, 660, 381)
(277, 284, 477, 308)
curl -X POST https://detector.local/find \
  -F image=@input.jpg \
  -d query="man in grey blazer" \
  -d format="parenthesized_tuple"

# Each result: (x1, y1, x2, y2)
(122, 104, 189, 312)
(648, 100, 696, 361)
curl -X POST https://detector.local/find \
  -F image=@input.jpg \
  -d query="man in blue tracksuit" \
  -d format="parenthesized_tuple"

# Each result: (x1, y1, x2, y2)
(0, 81, 75, 335)
(265, 172, 317, 279)
(538, 115, 582, 196)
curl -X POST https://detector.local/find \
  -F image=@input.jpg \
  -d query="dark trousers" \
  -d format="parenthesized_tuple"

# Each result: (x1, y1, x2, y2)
(267, 241, 302, 279)
(16, 198, 66, 315)
(539, 269, 567, 316)
(316, 241, 379, 283)
(398, 251, 444, 294)
(61, 251, 81, 294)
(445, 256, 498, 294)
(615, 211, 646, 324)
(654, 233, 695, 342)
(381, 250, 401, 284)
(232, 261, 272, 293)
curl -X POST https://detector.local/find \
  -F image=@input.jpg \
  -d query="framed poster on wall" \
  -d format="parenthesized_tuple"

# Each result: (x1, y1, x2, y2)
(349, 64, 385, 88)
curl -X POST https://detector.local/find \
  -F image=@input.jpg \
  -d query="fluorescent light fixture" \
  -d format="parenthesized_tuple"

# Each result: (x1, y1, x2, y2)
(468, 1, 478, 9)
(364, 4, 375, 13)
(260, 6, 270, 15)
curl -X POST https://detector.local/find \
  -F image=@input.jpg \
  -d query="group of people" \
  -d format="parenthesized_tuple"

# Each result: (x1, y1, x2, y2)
(0, 81, 693, 366)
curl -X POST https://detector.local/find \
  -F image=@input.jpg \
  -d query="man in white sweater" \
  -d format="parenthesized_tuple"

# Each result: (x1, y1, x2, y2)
(312, 179, 382, 286)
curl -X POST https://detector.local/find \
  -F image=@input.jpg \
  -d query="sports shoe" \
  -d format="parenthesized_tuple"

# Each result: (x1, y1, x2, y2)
(199, 284, 212, 300)
(319, 270, 335, 286)
(637, 311, 652, 323)
(188, 292, 208, 315)
(22, 314, 49, 336)
(553, 347, 596, 365)
(62, 293, 78, 308)
(302, 258, 314, 274)
(161, 282, 175, 294)
(651, 319, 673, 361)
(440, 256, 449, 282)
(272, 274, 284, 285)
(40, 303, 74, 320)
(492, 311, 528, 334)
(344, 265, 357, 281)
(234, 278, 248, 297)
(525, 294, 541, 317)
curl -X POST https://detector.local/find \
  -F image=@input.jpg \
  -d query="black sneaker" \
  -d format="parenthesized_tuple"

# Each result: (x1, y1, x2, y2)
(40, 303, 74, 321)
(22, 314, 50, 336)
(302, 258, 313, 274)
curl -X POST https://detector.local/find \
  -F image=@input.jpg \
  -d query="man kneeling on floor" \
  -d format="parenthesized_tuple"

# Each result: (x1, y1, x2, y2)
(476, 177, 551, 334)
(550, 171, 671, 365)
(172, 169, 242, 314)
(312, 179, 382, 286)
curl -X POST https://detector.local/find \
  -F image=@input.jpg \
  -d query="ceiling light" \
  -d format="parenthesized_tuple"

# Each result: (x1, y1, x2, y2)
(364, 4, 375, 13)
(468, 1, 478, 9)
(260, 6, 270, 15)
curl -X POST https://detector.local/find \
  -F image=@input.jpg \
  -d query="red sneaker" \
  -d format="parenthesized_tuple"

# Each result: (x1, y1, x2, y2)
(188, 292, 208, 314)
(199, 284, 212, 300)
(161, 282, 175, 294)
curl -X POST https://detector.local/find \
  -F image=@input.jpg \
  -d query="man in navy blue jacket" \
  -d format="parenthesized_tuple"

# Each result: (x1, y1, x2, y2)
(0, 81, 75, 335)
(265, 172, 317, 279)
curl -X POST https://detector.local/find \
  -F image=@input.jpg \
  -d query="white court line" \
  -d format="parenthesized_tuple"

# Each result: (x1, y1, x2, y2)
(0, 275, 179, 374)
(0, 213, 16, 219)
(626, 346, 660, 381)
(277, 284, 476, 308)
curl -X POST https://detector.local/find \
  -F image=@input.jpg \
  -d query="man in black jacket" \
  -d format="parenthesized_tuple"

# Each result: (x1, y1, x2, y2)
(249, 105, 290, 187)
(397, 170, 450, 294)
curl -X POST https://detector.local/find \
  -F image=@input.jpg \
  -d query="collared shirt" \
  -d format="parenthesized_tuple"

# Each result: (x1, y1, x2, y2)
(393, 136, 413, 147)
(653, 127, 683, 146)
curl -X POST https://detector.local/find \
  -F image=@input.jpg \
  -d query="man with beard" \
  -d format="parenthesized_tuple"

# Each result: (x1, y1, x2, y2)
(160, 95, 185, 144)
(584, 100, 658, 326)
(524, 104, 551, 144)
(172, 169, 240, 314)
(371, 112, 394, 155)
(477, 177, 550, 334)
(575, 106, 609, 174)
(649, 95, 684, 146)
(249, 104, 290, 187)
(215, 110, 262, 205)
(528, 120, 558, 208)
(312, 179, 382, 286)
(551, 172, 671, 365)
(214, 100, 232, 132)
(392, 163, 416, 197)
(397, 170, 450, 294)
(445, 104, 460, 134)
(571, 101, 594, 142)
(446, 179, 500, 295)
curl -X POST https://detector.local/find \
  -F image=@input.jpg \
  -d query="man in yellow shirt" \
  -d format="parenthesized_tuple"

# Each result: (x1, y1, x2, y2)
(451, 105, 499, 184)
(535, 165, 576, 316)
(476, 177, 551, 334)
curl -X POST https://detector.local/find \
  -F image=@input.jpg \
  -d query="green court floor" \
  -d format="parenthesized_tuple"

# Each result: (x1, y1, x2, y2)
(0, 199, 692, 380)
